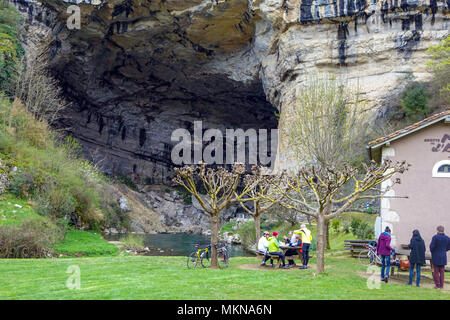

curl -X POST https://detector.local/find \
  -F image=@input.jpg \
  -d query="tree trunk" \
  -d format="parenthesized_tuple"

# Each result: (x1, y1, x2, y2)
(315, 213, 326, 273)
(210, 214, 219, 269)
(326, 221, 330, 250)
(254, 214, 261, 246)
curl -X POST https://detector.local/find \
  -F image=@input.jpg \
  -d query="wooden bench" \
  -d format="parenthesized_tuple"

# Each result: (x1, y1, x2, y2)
(344, 240, 375, 257)
(257, 246, 303, 268)
(257, 252, 283, 267)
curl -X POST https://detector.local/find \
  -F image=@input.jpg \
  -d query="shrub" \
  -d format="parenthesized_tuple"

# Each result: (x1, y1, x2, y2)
(0, 219, 63, 258)
(426, 35, 450, 107)
(0, 5, 23, 95)
(350, 218, 374, 239)
(330, 219, 341, 233)
(117, 175, 137, 191)
(400, 82, 430, 120)
(121, 234, 145, 251)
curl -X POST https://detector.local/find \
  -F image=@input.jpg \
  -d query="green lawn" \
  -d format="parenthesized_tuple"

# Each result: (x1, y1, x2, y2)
(0, 254, 448, 300)
(52, 230, 119, 257)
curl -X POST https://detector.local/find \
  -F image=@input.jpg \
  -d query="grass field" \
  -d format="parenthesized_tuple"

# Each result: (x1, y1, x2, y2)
(52, 230, 119, 257)
(0, 253, 448, 300)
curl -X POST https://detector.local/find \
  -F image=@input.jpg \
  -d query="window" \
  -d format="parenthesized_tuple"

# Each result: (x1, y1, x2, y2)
(432, 160, 450, 178)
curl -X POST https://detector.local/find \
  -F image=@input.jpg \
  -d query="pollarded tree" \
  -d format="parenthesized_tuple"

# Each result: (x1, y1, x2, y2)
(238, 166, 287, 243)
(173, 162, 259, 268)
(271, 160, 409, 273)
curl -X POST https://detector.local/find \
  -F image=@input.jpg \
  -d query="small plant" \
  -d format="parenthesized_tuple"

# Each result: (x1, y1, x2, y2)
(330, 219, 341, 233)
(116, 175, 138, 191)
(121, 234, 145, 251)
(350, 218, 374, 239)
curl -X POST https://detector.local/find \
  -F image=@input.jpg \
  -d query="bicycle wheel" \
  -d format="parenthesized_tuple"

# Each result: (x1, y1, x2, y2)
(187, 251, 199, 269)
(358, 250, 372, 266)
(217, 249, 229, 269)
(200, 250, 212, 268)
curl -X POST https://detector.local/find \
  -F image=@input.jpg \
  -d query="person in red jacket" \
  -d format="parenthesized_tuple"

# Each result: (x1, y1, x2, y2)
(377, 226, 395, 283)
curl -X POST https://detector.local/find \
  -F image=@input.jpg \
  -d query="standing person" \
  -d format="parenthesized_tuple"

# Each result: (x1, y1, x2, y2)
(407, 229, 426, 287)
(283, 231, 301, 266)
(258, 231, 271, 266)
(430, 225, 450, 289)
(296, 224, 312, 269)
(268, 232, 290, 269)
(377, 226, 395, 283)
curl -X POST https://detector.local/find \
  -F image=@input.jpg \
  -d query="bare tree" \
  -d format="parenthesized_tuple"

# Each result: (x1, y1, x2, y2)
(270, 160, 409, 273)
(283, 74, 370, 169)
(238, 167, 286, 242)
(173, 162, 259, 268)
(14, 50, 68, 125)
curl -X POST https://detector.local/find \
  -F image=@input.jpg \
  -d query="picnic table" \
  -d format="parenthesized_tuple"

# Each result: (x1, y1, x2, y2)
(256, 244, 303, 268)
(345, 239, 375, 256)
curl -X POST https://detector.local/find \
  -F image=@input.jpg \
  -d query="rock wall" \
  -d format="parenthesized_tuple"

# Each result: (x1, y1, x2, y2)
(248, 0, 448, 169)
(11, 0, 449, 232)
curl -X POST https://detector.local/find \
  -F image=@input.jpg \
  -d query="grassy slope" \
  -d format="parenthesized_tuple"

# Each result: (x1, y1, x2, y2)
(0, 193, 46, 226)
(0, 194, 117, 256)
(0, 255, 448, 300)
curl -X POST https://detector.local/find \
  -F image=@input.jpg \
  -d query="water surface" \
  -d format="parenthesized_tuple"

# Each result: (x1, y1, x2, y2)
(105, 233, 254, 257)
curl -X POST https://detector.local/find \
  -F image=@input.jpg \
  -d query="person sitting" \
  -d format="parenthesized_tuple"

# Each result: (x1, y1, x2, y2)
(283, 231, 301, 266)
(268, 232, 290, 269)
(257, 231, 272, 266)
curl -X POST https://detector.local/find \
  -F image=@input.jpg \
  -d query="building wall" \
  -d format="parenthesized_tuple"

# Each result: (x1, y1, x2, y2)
(380, 121, 450, 263)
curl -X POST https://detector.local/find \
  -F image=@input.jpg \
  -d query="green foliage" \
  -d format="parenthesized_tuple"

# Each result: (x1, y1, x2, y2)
(0, 98, 125, 230)
(0, 5, 23, 94)
(400, 82, 430, 121)
(350, 218, 374, 239)
(52, 229, 119, 257)
(426, 35, 450, 106)
(330, 219, 341, 232)
(0, 218, 63, 258)
(121, 234, 145, 251)
(116, 175, 138, 191)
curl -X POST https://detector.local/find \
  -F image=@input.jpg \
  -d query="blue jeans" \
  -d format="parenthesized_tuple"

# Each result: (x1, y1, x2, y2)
(380, 255, 391, 279)
(409, 264, 421, 286)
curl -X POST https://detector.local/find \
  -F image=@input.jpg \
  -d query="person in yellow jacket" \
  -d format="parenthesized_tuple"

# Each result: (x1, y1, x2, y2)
(295, 224, 312, 269)
(267, 232, 290, 269)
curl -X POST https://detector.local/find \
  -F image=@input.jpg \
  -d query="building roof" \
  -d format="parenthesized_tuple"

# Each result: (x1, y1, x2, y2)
(368, 110, 450, 150)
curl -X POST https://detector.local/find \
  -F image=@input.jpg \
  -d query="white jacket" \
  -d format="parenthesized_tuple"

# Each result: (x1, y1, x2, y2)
(258, 236, 269, 253)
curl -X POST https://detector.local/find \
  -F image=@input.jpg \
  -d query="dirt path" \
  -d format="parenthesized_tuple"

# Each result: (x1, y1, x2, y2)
(357, 270, 450, 292)
(238, 263, 331, 271)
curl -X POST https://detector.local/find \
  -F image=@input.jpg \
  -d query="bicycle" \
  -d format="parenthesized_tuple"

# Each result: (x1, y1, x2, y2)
(358, 242, 382, 266)
(187, 244, 211, 269)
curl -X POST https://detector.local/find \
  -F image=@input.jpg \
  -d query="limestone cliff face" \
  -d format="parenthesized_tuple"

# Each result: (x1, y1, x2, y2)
(12, 0, 449, 231)
(248, 0, 448, 168)
(14, 0, 448, 177)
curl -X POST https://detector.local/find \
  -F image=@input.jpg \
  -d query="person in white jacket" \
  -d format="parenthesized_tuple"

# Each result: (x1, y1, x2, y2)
(258, 231, 271, 266)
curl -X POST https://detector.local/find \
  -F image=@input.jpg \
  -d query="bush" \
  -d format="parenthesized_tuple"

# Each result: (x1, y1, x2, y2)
(121, 234, 145, 251)
(0, 219, 63, 258)
(400, 82, 430, 120)
(330, 219, 341, 232)
(350, 218, 374, 239)
(0, 6, 23, 95)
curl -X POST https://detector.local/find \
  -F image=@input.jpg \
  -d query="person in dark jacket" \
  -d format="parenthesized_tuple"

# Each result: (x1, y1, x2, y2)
(407, 229, 426, 287)
(377, 226, 395, 282)
(430, 225, 450, 289)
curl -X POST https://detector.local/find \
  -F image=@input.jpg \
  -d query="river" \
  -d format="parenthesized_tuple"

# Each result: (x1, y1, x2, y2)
(105, 233, 254, 257)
